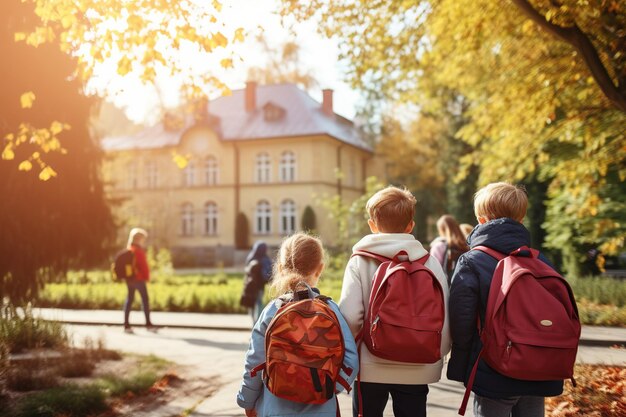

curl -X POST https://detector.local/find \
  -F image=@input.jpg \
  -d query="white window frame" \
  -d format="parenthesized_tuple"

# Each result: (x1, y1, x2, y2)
(145, 160, 158, 189)
(183, 161, 195, 187)
(255, 200, 272, 235)
(204, 202, 218, 236)
(279, 151, 296, 182)
(181, 203, 194, 236)
(279, 199, 297, 235)
(255, 153, 271, 183)
(205, 156, 219, 186)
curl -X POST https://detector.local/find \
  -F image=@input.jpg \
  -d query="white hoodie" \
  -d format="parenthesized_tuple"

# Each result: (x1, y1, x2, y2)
(338, 233, 451, 384)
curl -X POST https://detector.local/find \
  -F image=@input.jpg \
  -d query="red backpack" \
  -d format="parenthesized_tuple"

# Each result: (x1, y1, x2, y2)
(251, 286, 352, 405)
(353, 250, 445, 364)
(459, 246, 581, 415)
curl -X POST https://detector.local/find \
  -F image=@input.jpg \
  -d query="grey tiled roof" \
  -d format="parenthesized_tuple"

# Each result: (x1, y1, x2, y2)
(101, 83, 372, 152)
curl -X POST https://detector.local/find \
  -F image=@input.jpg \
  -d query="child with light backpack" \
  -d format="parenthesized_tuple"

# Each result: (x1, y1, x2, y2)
(447, 182, 580, 417)
(237, 232, 358, 417)
(338, 186, 450, 417)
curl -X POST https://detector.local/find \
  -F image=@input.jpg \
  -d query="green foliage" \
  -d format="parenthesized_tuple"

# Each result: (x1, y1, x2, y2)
(95, 371, 158, 396)
(10, 384, 107, 417)
(569, 275, 626, 308)
(0, 305, 68, 354)
(146, 247, 174, 279)
(282, 0, 626, 273)
(301, 205, 317, 233)
(235, 212, 250, 250)
(38, 270, 344, 314)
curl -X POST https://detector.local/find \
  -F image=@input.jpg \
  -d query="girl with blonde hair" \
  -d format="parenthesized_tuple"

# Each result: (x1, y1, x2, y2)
(430, 215, 470, 283)
(237, 232, 358, 417)
(122, 227, 154, 333)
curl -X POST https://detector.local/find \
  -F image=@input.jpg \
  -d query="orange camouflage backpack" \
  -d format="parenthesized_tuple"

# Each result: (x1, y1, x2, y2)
(251, 284, 352, 404)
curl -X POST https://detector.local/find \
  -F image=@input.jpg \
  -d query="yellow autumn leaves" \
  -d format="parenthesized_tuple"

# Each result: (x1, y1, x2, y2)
(1, 92, 70, 181)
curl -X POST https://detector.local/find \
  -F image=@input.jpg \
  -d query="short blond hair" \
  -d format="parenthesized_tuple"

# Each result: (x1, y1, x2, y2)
(271, 233, 325, 296)
(366, 186, 416, 233)
(474, 182, 527, 222)
(127, 227, 148, 248)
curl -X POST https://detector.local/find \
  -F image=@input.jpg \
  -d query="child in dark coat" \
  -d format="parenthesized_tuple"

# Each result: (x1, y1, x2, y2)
(447, 182, 563, 417)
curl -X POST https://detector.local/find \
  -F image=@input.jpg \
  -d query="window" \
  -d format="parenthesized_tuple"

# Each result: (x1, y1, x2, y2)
(183, 161, 195, 187)
(205, 156, 219, 185)
(255, 152, 271, 183)
(145, 160, 158, 188)
(279, 151, 296, 182)
(204, 202, 218, 236)
(181, 203, 194, 236)
(255, 200, 271, 234)
(280, 200, 296, 235)
(127, 162, 138, 189)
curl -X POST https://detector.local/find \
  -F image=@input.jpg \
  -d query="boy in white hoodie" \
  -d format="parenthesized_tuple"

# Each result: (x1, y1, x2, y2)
(338, 186, 450, 417)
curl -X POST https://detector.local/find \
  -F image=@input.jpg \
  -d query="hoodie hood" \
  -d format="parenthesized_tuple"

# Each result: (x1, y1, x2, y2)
(352, 233, 428, 261)
(246, 241, 268, 264)
(469, 217, 530, 254)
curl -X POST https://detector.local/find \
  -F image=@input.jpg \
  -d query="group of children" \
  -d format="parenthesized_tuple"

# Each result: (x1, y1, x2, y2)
(237, 182, 569, 417)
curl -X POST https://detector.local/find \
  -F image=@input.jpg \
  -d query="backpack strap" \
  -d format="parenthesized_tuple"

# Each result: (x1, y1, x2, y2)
(250, 363, 265, 378)
(351, 250, 390, 264)
(472, 245, 506, 261)
(458, 349, 483, 415)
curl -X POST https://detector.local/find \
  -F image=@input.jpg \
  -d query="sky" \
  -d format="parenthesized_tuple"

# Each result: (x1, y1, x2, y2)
(88, 0, 362, 127)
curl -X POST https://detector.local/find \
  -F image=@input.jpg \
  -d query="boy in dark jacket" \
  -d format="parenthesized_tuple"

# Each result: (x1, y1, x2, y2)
(447, 182, 562, 417)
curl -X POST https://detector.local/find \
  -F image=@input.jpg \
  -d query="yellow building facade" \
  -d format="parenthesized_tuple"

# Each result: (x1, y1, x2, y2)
(102, 83, 385, 266)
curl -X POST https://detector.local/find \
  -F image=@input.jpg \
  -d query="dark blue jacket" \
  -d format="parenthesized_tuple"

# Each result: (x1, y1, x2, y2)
(446, 218, 563, 398)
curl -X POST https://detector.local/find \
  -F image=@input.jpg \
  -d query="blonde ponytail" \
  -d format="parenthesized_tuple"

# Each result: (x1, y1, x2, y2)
(271, 233, 325, 296)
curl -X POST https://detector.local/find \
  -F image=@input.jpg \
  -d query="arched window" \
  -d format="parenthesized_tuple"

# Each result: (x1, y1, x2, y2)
(183, 161, 195, 187)
(280, 200, 296, 235)
(204, 202, 218, 236)
(255, 200, 271, 235)
(181, 203, 194, 236)
(205, 156, 219, 185)
(255, 152, 271, 183)
(279, 151, 296, 182)
(145, 160, 158, 188)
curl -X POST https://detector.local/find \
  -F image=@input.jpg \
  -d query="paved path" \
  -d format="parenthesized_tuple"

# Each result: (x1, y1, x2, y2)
(45, 309, 626, 417)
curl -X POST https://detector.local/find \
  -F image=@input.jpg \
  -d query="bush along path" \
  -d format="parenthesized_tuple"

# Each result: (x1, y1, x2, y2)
(36, 271, 626, 326)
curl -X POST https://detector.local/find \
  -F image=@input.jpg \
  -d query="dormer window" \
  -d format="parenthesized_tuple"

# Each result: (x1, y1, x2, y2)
(263, 102, 286, 122)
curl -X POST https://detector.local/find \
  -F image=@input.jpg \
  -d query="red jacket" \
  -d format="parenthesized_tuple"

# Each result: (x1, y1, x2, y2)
(129, 244, 150, 281)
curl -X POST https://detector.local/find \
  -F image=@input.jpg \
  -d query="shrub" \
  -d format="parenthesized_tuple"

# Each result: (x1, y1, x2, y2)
(0, 305, 68, 354)
(301, 205, 317, 233)
(11, 384, 108, 417)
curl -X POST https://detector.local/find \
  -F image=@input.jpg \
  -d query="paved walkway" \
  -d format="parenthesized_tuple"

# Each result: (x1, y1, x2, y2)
(35, 309, 626, 417)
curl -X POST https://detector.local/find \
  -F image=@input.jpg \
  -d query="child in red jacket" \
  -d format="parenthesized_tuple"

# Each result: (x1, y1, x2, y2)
(123, 227, 154, 333)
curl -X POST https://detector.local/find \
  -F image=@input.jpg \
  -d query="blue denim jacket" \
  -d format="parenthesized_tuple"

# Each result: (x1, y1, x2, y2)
(237, 294, 359, 416)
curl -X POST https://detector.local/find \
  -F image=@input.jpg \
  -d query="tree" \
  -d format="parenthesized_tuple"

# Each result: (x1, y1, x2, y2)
(246, 32, 318, 90)
(282, 0, 626, 271)
(301, 205, 317, 233)
(0, 0, 115, 304)
(235, 212, 250, 250)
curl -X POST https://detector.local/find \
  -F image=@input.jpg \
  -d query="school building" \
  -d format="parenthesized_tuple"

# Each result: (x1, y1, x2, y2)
(101, 82, 385, 266)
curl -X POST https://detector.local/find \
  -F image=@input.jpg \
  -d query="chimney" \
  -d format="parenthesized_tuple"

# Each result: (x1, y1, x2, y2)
(322, 89, 334, 116)
(245, 81, 257, 112)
